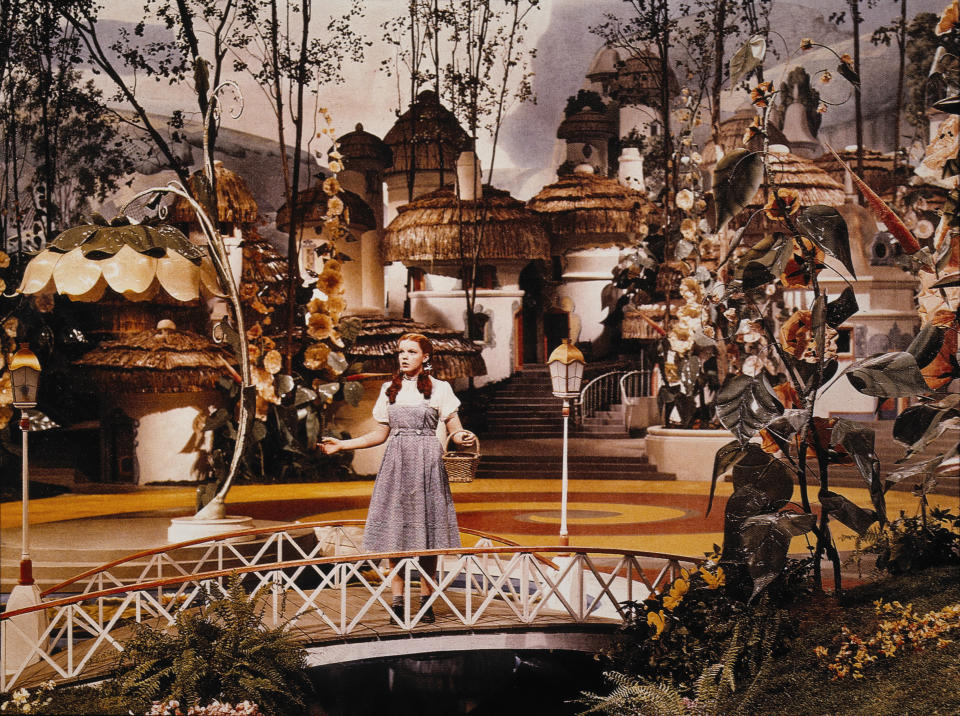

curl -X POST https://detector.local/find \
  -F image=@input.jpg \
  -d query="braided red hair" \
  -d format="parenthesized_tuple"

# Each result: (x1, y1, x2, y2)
(386, 333, 434, 403)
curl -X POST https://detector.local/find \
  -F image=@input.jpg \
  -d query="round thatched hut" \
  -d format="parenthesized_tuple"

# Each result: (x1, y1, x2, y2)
(383, 184, 550, 269)
(527, 165, 659, 357)
(383, 183, 549, 382)
(382, 90, 471, 223)
(276, 183, 380, 311)
(74, 319, 237, 485)
(812, 148, 912, 202)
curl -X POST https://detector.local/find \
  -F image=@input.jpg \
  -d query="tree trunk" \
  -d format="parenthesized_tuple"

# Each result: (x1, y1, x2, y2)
(893, 0, 907, 176)
(852, 0, 864, 186)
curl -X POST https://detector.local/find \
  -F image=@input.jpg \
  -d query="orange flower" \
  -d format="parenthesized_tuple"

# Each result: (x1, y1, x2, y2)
(780, 310, 814, 359)
(817, 102, 828, 114)
(920, 324, 959, 389)
(743, 116, 765, 146)
(800, 38, 814, 51)
(780, 238, 825, 288)
(937, 0, 958, 35)
(307, 311, 334, 340)
(819, 71, 833, 84)
(840, 53, 854, 69)
(750, 81, 773, 108)
(763, 187, 801, 221)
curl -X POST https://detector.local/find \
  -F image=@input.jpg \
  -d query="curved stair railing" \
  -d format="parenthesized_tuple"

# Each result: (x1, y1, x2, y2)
(576, 371, 625, 425)
(1, 523, 701, 690)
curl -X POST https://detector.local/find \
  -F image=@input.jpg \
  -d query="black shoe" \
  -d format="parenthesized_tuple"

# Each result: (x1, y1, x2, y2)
(420, 598, 435, 624)
(391, 598, 404, 620)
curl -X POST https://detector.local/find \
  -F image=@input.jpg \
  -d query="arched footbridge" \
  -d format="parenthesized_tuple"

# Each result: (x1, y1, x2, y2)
(1, 521, 700, 690)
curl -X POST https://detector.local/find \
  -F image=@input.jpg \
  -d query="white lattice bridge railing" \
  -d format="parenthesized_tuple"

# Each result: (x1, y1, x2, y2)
(1, 522, 700, 690)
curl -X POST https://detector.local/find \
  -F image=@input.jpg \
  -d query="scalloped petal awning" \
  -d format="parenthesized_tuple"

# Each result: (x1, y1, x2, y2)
(18, 219, 225, 303)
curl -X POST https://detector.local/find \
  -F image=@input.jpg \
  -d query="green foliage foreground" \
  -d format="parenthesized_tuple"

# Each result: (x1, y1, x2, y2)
(579, 564, 960, 716)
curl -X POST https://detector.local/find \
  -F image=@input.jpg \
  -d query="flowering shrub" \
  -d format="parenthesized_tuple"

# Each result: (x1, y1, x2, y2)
(146, 699, 262, 715)
(0, 681, 55, 713)
(816, 600, 960, 680)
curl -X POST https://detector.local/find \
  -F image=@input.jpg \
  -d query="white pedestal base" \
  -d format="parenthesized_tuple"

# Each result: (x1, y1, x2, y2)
(167, 515, 255, 544)
(645, 425, 735, 481)
(2, 583, 48, 675)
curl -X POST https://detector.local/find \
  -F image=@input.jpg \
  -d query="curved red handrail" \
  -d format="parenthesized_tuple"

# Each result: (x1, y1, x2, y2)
(5, 545, 702, 620)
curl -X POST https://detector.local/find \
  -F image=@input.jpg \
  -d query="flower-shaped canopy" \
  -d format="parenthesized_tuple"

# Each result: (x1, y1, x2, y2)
(18, 216, 224, 302)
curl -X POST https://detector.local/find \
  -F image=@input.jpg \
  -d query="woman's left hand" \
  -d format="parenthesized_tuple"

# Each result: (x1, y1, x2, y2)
(452, 430, 476, 447)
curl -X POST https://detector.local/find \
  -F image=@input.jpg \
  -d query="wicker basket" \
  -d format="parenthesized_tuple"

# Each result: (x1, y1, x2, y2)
(442, 433, 480, 483)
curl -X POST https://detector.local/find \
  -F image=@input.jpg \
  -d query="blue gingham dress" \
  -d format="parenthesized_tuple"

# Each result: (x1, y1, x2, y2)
(362, 396, 462, 553)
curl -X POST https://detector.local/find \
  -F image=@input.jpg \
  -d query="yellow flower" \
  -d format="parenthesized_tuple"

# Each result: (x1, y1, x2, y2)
(813, 645, 829, 659)
(700, 566, 725, 589)
(263, 349, 283, 375)
(820, 70, 833, 84)
(246, 323, 263, 340)
(316, 268, 344, 295)
(676, 189, 694, 211)
(323, 176, 342, 196)
(327, 196, 344, 216)
(307, 311, 334, 340)
(800, 37, 814, 51)
(647, 609, 666, 638)
(328, 159, 344, 174)
(3, 317, 18, 338)
(817, 101, 828, 114)
(303, 342, 331, 371)
(937, 0, 959, 34)
(663, 592, 684, 611)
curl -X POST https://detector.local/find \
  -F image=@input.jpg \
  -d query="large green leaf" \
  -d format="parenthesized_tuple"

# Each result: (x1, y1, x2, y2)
(715, 373, 784, 444)
(739, 512, 817, 598)
(906, 322, 946, 369)
(845, 352, 932, 398)
(708, 440, 748, 516)
(820, 491, 877, 536)
(730, 446, 793, 511)
(712, 149, 764, 232)
(729, 34, 767, 87)
(826, 287, 858, 328)
(734, 233, 794, 290)
(830, 418, 884, 522)
(796, 205, 856, 278)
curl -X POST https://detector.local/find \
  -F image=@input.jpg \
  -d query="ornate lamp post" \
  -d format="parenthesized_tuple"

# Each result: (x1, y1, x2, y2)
(3, 345, 46, 674)
(10, 346, 41, 585)
(547, 339, 585, 546)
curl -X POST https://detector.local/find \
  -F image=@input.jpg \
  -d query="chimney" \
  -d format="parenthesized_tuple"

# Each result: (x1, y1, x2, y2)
(618, 147, 645, 191)
(456, 150, 482, 201)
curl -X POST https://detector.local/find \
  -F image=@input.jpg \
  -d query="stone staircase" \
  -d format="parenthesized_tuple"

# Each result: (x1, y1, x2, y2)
(481, 365, 631, 439)
(476, 453, 674, 481)
(482, 365, 564, 439)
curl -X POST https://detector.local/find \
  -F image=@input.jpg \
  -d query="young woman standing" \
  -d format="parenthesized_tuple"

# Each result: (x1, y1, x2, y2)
(320, 333, 475, 623)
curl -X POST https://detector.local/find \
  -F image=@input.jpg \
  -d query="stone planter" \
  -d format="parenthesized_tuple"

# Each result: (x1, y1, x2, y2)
(645, 425, 735, 481)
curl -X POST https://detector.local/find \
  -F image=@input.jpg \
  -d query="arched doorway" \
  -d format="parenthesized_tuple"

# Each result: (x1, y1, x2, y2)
(518, 261, 548, 367)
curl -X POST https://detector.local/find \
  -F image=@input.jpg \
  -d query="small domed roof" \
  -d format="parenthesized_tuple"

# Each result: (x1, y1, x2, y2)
(276, 185, 376, 233)
(382, 90, 471, 175)
(586, 46, 621, 81)
(335, 123, 393, 172)
(557, 108, 616, 141)
(607, 49, 679, 105)
(167, 161, 259, 225)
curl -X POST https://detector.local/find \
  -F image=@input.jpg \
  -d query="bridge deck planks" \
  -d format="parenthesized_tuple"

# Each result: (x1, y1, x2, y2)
(8, 586, 618, 690)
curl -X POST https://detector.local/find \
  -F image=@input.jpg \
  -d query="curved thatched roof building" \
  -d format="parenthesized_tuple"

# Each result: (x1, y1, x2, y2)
(275, 185, 377, 234)
(167, 161, 259, 226)
(526, 167, 658, 251)
(383, 184, 550, 264)
(813, 148, 911, 200)
(336, 123, 393, 173)
(345, 314, 486, 380)
(75, 319, 237, 393)
(751, 150, 846, 208)
(382, 90, 470, 176)
(701, 107, 790, 167)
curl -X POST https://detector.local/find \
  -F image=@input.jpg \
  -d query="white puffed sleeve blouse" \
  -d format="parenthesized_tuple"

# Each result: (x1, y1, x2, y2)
(371, 376, 461, 424)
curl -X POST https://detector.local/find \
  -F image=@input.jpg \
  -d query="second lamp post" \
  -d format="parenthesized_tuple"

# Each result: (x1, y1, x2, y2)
(547, 338, 585, 547)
